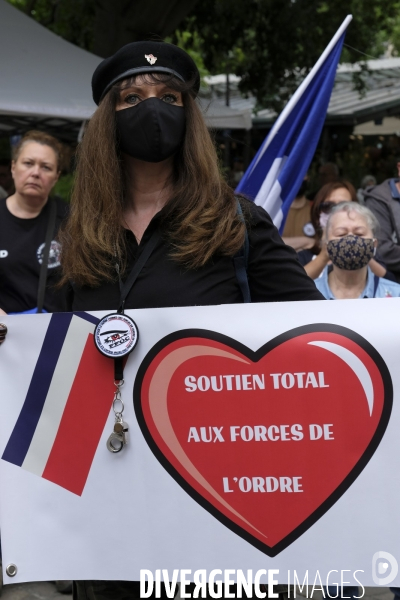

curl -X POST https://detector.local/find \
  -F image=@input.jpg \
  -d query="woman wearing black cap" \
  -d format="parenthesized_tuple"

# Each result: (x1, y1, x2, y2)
(56, 41, 323, 599)
(60, 41, 322, 311)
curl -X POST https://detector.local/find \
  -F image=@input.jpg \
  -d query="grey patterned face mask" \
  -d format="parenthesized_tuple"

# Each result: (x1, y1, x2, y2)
(327, 235, 375, 270)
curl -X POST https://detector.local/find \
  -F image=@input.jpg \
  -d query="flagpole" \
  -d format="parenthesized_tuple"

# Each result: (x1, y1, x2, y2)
(250, 14, 352, 172)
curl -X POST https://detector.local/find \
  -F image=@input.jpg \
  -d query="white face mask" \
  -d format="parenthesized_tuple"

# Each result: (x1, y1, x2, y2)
(319, 212, 330, 229)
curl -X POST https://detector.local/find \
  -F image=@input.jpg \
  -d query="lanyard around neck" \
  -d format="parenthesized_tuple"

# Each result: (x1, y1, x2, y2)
(117, 228, 161, 313)
(94, 227, 161, 381)
(94, 227, 161, 454)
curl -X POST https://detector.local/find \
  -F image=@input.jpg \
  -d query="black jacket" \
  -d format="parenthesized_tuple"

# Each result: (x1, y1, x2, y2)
(62, 200, 324, 312)
(364, 179, 400, 281)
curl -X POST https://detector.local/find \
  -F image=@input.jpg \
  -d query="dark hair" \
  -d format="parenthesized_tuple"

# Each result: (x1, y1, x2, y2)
(59, 73, 246, 287)
(310, 180, 358, 253)
(12, 130, 63, 171)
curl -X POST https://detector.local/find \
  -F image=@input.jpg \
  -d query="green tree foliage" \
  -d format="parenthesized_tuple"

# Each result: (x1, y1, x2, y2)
(6, 0, 400, 109)
(8, 0, 96, 50)
(166, 30, 210, 79)
(174, 0, 395, 109)
(90, 0, 199, 57)
(373, 1, 400, 56)
(6, 0, 199, 57)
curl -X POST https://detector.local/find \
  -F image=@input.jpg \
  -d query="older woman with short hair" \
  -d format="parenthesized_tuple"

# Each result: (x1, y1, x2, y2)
(314, 202, 400, 299)
(297, 181, 392, 281)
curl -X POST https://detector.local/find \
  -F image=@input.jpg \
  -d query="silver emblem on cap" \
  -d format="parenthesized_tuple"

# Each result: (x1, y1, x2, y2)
(145, 54, 157, 65)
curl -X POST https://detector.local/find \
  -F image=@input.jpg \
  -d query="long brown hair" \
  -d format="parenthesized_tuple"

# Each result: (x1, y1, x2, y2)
(59, 73, 246, 287)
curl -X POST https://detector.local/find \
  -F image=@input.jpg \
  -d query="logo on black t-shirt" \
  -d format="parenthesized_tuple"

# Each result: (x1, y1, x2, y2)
(36, 240, 61, 268)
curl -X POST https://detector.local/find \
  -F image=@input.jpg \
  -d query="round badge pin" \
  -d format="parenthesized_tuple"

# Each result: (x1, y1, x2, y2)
(303, 222, 316, 237)
(94, 313, 139, 358)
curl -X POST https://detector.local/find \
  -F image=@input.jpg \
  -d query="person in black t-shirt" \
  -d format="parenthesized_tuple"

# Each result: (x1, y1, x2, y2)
(0, 130, 68, 314)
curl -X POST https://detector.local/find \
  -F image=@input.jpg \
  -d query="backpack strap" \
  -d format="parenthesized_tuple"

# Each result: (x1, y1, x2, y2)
(37, 197, 57, 313)
(233, 199, 251, 303)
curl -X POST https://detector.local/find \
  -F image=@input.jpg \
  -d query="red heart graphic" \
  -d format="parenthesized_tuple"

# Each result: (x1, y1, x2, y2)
(134, 325, 392, 556)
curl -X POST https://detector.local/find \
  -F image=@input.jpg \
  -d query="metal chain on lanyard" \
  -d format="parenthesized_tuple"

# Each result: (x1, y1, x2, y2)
(94, 229, 160, 454)
(106, 379, 129, 453)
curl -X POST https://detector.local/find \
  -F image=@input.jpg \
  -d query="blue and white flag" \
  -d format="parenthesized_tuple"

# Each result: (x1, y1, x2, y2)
(236, 15, 352, 232)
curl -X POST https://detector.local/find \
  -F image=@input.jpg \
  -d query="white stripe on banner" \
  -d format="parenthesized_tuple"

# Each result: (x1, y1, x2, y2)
(254, 156, 287, 227)
(22, 316, 95, 476)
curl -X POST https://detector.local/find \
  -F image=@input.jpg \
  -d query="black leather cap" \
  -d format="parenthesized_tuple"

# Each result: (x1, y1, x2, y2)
(92, 41, 200, 105)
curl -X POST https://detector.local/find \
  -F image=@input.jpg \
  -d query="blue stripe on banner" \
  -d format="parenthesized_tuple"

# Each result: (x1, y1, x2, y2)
(2, 312, 73, 466)
(73, 311, 99, 325)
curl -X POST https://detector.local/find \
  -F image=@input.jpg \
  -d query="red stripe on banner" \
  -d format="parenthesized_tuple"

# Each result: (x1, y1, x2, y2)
(42, 334, 116, 496)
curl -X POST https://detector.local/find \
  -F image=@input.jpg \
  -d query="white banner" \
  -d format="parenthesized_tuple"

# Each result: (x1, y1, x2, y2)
(0, 300, 399, 589)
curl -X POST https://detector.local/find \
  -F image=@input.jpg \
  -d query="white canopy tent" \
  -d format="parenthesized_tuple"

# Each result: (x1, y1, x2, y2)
(0, 0, 101, 122)
(0, 0, 252, 140)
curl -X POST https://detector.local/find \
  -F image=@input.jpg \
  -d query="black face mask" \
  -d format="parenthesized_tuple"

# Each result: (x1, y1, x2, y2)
(115, 98, 186, 163)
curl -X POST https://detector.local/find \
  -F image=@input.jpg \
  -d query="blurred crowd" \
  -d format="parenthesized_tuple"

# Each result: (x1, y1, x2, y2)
(282, 159, 400, 300)
(2, 133, 400, 314)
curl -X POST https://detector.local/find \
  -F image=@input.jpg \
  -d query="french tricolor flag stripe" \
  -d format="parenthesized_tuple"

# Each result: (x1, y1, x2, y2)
(42, 332, 115, 495)
(22, 316, 97, 476)
(2, 313, 115, 496)
(2, 312, 73, 467)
